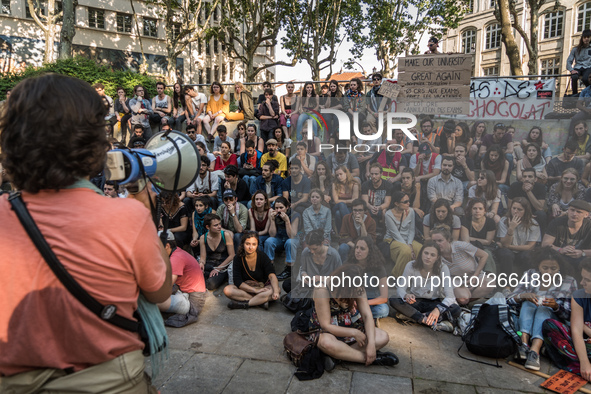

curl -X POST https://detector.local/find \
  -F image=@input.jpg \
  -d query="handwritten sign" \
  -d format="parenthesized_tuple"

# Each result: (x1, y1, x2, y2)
(467, 78, 556, 120)
(397, 99, 470, 115)
(398, 69, 472, 86)
(378, 80, 402, 99)
(541, 370, 588, 394)
(399, 54, 473, 72)
(402, 85, 470, 100)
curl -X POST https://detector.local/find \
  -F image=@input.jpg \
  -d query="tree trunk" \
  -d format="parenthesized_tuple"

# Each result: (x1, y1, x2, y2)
(528, 8, 539, 75)
(45, 0, 56, 63)
(166, 50, 177, 84)
(129, 0, 147, 73)
(58, 0, 76, 59)
(498, 0, 523, 75)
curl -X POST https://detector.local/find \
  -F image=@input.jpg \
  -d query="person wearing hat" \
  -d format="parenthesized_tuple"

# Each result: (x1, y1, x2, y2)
(543, 199, 591, 272)
(217, 189, 249, 253)
(425, 36, 440, 54)
(156, 230, 206, 327)
(567, 30, 591, 95)
(410, 142, 441, 184)
(260, 138, 287, 178)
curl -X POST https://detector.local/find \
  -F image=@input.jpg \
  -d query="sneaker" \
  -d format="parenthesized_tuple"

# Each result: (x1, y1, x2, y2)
(452, 326, 462, 337)
(516, 343, 529, 360)
(276, 266, 292, 281)
(372, 351, 399, 366)
(525, 351, 540, 371)
(227, 300, 249, 310)
(435, 321, 454, 333)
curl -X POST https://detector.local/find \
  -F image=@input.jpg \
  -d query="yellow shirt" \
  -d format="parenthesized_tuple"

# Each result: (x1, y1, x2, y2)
(260, 152, 287, 178)
(206, 95, 229, 117)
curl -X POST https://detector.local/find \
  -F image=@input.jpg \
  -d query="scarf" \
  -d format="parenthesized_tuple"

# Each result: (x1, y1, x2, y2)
(223, 202, 241, 227)
(193, 207, 212, 236)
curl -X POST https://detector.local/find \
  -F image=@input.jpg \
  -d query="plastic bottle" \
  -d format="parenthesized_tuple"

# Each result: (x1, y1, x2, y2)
(286, 118, 291, 128)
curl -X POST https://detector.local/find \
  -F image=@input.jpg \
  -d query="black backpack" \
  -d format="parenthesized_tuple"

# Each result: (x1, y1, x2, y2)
(458, 303, 521, 367)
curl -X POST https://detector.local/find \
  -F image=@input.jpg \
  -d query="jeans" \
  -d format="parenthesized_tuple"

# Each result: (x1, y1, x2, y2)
(518, 300, 556, 340)
(258, 235, 270, 252)
(505, 153, 514, 181)
(338, 243, 352, 263)
(242, 175, 257, 192)
(571, 68, 591, 95)
(204, 262, 228, 290)
(174, 114, 186, 131)
(233, 232, 243, 255)
(296, 113, 319, 141)
(264, 236, 298, 263)
(332, 202, 350, 233)
(369, 301, 390, 319)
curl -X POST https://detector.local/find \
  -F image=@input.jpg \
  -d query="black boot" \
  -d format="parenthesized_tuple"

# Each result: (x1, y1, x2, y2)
(227, 300, 249, 309)
(372, 351, 399, 366)
(276, 265, 292, 281)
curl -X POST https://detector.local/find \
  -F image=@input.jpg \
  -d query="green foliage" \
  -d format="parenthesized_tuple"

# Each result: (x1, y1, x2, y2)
(0, 56, 161, 100)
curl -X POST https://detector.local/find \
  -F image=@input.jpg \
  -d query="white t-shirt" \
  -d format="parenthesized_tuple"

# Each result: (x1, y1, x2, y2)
(191, 92, 208, 117)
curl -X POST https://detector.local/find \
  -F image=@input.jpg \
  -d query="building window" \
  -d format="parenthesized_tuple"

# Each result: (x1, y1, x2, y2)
(578, 2, 591, 32)
(172, 23, 181, 40)
(466, 0, 474, 13)
(461, 29, 476, 54)
(1, 0, 10, 15)
(143, 17, 157, 37)
(206, 67, 211, 84)
(214, 65, 219, 81)
(483, 66, 499, 76)
(222, 63, 226, 80)
(214, 5, 219, 21)
(26, 0, 47, 18)
(543, 11, 563, 39)
(230, 62, 234, 78)
(541, 57, 560, 76)
(206, 39, 210, 56)
(214, 40, 218, 54)
(117, 13, 132, 33)
(198, 69, 204, 85)
(485, 24, 501, 49)
(88, 8, 105, 29)
(490, 0, 496, 8)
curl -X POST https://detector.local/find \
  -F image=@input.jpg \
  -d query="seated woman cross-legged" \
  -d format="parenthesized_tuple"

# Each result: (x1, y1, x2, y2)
(199, 214, 235, 290)
(223, 232, 280, 309)
(390, 241, 461, 333)
(507, 247, 577, 371)
(430, 226, 494, 305)
(309, 264, 399, 369)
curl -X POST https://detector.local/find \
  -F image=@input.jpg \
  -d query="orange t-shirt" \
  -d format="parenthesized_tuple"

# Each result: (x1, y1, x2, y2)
(0, 188, 167, 376)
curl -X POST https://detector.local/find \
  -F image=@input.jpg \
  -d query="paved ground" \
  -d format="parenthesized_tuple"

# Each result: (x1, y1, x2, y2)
(146, 283, 591, 394)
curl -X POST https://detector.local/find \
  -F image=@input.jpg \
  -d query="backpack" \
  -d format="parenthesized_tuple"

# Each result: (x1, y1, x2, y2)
(458, 303, 521, 367)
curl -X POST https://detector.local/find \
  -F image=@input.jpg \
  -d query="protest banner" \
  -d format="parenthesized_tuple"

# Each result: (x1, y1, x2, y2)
(541, 370, 588, 394)
(378, 80, 402, 99)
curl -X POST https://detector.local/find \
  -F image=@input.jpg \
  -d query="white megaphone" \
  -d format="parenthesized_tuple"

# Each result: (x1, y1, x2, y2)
(104, 130, 200, 192)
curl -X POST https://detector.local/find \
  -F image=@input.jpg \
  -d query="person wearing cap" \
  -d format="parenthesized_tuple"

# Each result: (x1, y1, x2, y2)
(425, 37, 440, 54)
(567, 30, 591, 95)
(542, 200, 591, 271)
(260, 138, 287, 178)
(409, 142, 441, 185)
(480, 123, 514, 179)
(157, 230, 206, 327)
(217, 189, 249, 253)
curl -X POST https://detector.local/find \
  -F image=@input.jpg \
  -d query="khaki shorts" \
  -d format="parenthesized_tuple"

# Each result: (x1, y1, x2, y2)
(0, 350, 157, 394)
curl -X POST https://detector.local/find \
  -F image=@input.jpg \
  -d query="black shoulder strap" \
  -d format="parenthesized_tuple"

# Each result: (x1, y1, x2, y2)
(8, 192, 138, 332)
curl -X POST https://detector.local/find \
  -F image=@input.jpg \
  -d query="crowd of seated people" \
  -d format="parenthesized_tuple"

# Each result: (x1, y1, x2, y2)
(90, 78, 591, 375)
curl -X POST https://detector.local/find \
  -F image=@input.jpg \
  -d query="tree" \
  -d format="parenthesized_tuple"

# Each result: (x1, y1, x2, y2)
(349, 0, 469, 78)
(58, 0, 77, 59)
(129, 0, 148, 74)
(27, 0, 63, 63)
(499, 0, 559, 75)
(214, 0, 296, 82)
(148, 0, 219, 84)
(494, 0, 524, 75)
(282, 0, 359, 82)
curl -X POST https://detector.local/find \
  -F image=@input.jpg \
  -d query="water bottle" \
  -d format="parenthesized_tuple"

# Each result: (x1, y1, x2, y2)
(286, 118, 291, 128)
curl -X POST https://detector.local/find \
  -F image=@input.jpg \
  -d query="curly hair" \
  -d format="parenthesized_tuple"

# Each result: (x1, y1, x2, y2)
(347, 236, 386, 270)
(0, 74, 109, 193)
(237, 231, 259, 258)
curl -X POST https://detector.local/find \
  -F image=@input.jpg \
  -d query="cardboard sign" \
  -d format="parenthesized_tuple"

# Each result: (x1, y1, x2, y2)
(397, 99, 470, 115)
(541, 370, 588, 394)
(398, 69, 472, 86)
(378, 80, 402, 99)
(399, 54, 473, 72)
(401, 85, 470, 100)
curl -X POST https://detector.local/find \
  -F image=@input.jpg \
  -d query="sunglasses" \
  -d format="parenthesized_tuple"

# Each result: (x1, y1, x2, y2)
(400, 200, 410, 204)
(372, 77, 382, 81)
(478, 175, 486, 180)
